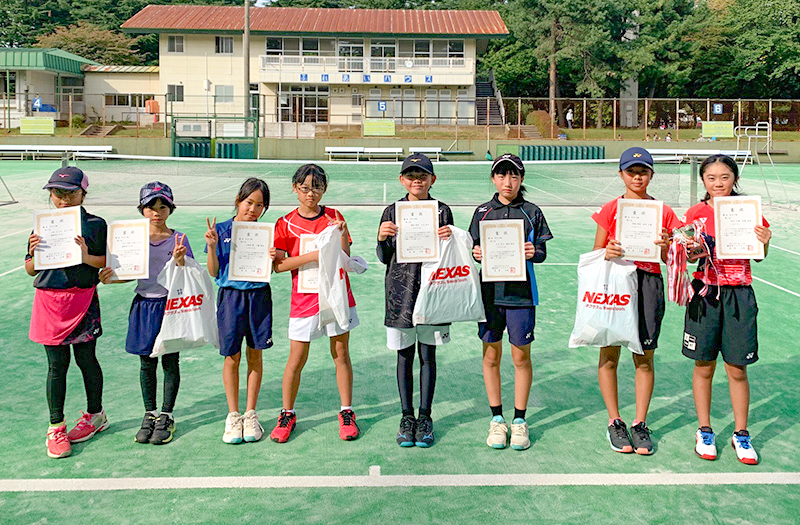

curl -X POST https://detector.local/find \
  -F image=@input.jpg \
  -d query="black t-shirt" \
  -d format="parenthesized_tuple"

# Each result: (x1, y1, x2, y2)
(469, 193, 553, 307)
(28, 206, 107, 289)
(377, 195, 454, 328)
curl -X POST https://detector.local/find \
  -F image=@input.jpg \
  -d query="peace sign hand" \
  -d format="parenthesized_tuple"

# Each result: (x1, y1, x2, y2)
(204, 217, 218, 247)
(173, 233, 187, 265)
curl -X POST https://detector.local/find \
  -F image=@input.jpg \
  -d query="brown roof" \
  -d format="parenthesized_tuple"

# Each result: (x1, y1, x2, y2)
(122, 5, 508, 37)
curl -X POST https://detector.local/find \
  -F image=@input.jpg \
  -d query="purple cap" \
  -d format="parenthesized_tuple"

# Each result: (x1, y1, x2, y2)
(139, 181, 175, 207)
(43, 167, 89, 191)
(491, 153, 525, 176)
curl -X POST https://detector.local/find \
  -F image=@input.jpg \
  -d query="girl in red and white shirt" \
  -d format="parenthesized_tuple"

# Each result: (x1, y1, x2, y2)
(682, 154, 771, 465)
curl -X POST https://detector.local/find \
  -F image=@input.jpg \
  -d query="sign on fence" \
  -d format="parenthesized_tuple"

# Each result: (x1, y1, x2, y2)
(702, 121, 734, 138)
(20, 117, 55, 135)
(364, 118, 396, 136)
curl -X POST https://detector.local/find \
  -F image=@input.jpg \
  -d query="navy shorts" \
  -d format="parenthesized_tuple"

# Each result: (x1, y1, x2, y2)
(637, 269, 665, 351)
(682, 281, 758, 366)
(217, 286, 273, 357)
(126, 295, 167, 356)
(478, 305, 535, 347)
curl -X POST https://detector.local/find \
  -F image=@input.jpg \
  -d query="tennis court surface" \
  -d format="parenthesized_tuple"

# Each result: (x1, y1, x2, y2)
(1, 159, 798, 523)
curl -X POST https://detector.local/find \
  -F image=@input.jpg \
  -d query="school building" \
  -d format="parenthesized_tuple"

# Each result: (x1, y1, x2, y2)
(120, 5, 509, 129)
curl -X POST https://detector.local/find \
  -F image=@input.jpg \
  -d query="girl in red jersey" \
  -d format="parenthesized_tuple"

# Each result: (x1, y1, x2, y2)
(682, 154, 771, 465)
(270, 164, 360, 443)
(592, 147, 681, 456)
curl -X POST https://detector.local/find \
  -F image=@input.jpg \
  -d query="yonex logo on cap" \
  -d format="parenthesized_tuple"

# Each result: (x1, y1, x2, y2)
(633, 153, 642, 157)
(58, 174, 69, 178)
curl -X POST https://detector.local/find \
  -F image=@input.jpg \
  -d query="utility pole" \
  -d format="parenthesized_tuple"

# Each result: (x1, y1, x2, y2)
(243, 0, 251, 119)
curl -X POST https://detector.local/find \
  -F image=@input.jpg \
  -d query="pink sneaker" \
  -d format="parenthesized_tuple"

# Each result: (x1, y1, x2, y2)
(67, 411, 109, 443)
(46, 424, 72, 458)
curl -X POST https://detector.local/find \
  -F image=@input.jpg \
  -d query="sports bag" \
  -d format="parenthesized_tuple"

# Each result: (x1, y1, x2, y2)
(412, 226, 485, 325)
(568, 249, 642, 354)
(151, 256, 219, 357)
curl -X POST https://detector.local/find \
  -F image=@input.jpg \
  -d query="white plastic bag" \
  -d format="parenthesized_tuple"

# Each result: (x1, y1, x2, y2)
(568, 249, 642, 354)
(412, 226, 485, 325)
(151, 256, 219, 357)
(316, 225, 352, 331)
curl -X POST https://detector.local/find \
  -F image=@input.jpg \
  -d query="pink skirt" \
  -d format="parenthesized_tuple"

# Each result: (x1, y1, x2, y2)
(30, 287, 97, 345)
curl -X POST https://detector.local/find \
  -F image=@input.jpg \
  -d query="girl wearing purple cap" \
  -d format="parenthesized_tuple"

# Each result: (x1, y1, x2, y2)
(591, 147, 681, 456)
(27, 167, 108, 459)
(100, 181, 193, 445)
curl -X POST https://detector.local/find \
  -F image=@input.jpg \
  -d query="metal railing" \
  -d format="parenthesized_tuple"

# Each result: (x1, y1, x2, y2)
(259, 55, 472, 73)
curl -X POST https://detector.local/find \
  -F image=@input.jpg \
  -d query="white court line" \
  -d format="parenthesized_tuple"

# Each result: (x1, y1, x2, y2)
(0, 227, 34, 240)
(771, 245, 800, 257)
(752, 276, 800, 298)
(0, 265, 24, 278)
(2, 469, 799, 492)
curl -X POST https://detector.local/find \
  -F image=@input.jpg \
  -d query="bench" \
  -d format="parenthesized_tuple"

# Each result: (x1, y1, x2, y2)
(364, 147, 403, 161)
(409, 147, 442, 161)
(325, 147, 364, 161)
(0, 145, 113, 160)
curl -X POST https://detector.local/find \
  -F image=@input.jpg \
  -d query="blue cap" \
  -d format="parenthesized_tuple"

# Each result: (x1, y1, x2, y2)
(43, 167, 89, 191)
(619, 147, 654, 171)
(401, 153, 435, 176)
(139, 181, 175, 207)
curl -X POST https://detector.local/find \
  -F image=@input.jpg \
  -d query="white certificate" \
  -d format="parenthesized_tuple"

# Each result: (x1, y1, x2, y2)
(107, 219, 150, 280)
(229, 222, 274, 282)
(615, 199, 663, 263)
(714, 195, 764, 259)
(396, 200, 439, 263)
(480, 219, 526, 282)
(33, 207, 82, 270)
(297, 234, 319, 293)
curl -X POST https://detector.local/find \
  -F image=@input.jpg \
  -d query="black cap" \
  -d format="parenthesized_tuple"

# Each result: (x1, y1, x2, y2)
(401, 153, 435, 176)
(43, 167, 89, 191)
(139, 181, 175, 207)
(491, 153, 525, 176)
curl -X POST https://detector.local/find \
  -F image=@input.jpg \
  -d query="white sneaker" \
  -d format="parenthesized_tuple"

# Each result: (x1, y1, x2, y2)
(731, 431, 759, 465)
(223, 411, 243, 444)
(695, 427, 716, 460)
(243, 410, 264, 443)
(510, 418, 530, 450)
(486, 415, 508, 449)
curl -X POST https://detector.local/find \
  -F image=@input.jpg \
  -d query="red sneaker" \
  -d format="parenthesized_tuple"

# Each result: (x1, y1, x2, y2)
(46, 424, 72, 458)
(67, 411, 109, 443)
(338, 409, 360, 441)
(270, 410, 296, 443)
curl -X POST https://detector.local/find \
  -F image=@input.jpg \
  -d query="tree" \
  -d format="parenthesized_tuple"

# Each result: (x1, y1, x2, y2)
(35, 21, 144, 65)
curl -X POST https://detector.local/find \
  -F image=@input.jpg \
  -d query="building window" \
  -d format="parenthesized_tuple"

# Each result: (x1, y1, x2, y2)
(413, 40, 430, 58)
(351, 94, 363, 107)
(215, 36, 234, 54)
(167, 36, 184, 53)
(167, 85, 184, 102)
(215, 85, 234, 103)
(279, 85, 328, 123)
(448, 40, 464, 57)
(105, 94, 155, 107)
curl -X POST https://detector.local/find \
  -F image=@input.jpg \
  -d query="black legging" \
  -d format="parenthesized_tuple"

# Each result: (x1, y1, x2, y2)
(140, 354, 180, 413)
(397, 342, 437, 416)
(45, 341, 103, 425)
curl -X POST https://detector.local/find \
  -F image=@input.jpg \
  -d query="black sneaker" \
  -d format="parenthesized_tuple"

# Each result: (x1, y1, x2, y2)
(415, 415, 434, 447)
(150, 413, 175, 445)
(630, 422, 653, 455)
(396, 415, 416, 447)
(135, 413, 157, 444)
(607, 419, 633, 453)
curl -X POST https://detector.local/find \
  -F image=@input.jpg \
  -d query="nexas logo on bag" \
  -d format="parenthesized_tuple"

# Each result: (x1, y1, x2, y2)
(429, 265, 471, 282)
(165, 294, 205, 314)
(582, 291, 631, 310)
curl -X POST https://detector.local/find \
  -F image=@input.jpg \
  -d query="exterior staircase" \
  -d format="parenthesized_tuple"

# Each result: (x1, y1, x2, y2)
(516, 125, 542, 138)
(475, 81, 504, 126)
(80, 124, 123, 137)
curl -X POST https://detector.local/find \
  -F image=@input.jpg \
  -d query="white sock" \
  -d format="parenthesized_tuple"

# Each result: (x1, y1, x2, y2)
(160, 412, 173, 419)
(340, 406, 352, 412)
(283, 409, 295, 415)
(148, 410, 158, 417)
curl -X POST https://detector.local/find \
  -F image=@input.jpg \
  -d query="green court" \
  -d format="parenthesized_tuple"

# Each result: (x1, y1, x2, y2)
(0, 159, 798, 523)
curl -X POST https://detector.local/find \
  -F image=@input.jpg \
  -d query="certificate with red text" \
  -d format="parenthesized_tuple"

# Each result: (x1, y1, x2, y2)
(714, 196, 764, 259)
(615, 199, 663, 263)
(107, 219, 150, 280)
(33, 207, 82, 270)
(480, 219, 526, 282)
